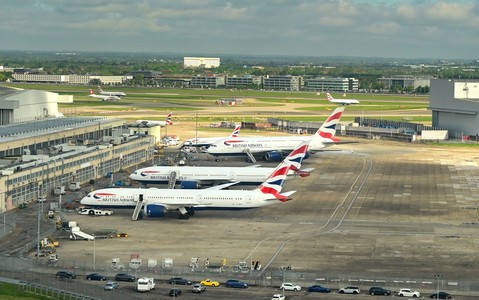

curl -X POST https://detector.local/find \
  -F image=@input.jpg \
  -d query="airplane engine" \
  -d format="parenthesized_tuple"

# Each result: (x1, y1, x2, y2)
(180, 180, 200, 189)
(144, 204, 167, 217)
(264, 151, 283, 161)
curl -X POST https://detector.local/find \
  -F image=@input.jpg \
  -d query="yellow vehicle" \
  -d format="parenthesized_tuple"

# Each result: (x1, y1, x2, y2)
(200, 279, 219, 287)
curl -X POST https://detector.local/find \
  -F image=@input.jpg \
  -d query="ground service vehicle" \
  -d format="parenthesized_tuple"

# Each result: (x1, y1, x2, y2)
(114, 273, 135, 282)
(200, 279, 219, 287)
(226, 279, 248, 288)
(192, 283, 206, 293)
(280, 282, 301, 291)
(398, 288, 420, 297)
(369, 286, 392, 296)
(137, 277, 155, 292)
(55, 271, 76, 279)
(169, 277, 192, 285)
(307, 284, 331, 293)
(78, 207, 113, 216)
(339, 286, 361, 294)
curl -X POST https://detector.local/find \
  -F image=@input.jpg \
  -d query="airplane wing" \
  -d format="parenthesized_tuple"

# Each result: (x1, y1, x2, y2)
(204, 181, 240, 190)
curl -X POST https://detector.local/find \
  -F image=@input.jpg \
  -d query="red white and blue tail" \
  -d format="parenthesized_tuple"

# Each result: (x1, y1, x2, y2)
(284, 141, 309, 175)
(230, 124, 241, 137)
(314, 106, 344, 142)
(165, 113, 173, 125)
(258, 141, 309, 201)
(326, 92, 334, 102)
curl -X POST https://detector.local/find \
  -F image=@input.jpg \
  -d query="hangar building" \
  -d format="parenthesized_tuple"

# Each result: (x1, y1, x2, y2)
(0, 86, 156, 213)
(430, 79, 479, 138)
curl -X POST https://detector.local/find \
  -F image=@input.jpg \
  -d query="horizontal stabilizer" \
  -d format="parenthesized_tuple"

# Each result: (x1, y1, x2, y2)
(296, 168, 314, 177)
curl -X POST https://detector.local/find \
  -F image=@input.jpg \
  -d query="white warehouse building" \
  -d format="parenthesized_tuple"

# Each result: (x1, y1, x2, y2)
(430, 79, 479, 138)
(183, 57, 220, 69)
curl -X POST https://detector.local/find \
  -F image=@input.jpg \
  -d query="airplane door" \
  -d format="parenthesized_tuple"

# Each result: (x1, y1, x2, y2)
(229, 170, 234, 180)
(197, 194, 202, 204)
(246, 195, 252, 206)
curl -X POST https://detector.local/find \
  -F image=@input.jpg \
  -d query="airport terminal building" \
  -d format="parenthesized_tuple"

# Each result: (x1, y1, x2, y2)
(0, 86, 156, 213)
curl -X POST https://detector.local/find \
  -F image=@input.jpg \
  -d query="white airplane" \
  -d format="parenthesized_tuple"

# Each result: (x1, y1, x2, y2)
(326, 93, 359, 105)
(129, 148, 312, 188)
(135, 113, 173, 127)
(184, 124, 241, 148)
(98, 86, 126, 97)
(89, 89, 121, 102)
(80, 142, 310, 220)
(206, 107, 345, 162)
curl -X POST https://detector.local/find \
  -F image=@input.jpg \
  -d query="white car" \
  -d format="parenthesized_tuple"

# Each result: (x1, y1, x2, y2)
(398, 288, 420, 297)
(271, 294, 285, 300)
(339, 286, 361, 294)
(280, 283, 301, 291)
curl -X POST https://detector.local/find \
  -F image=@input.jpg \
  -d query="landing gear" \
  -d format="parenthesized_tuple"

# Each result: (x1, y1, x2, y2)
(179, 213, 190, 220)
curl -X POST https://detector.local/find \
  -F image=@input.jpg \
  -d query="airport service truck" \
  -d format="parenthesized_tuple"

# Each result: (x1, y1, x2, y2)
(137, 277, 155, 292)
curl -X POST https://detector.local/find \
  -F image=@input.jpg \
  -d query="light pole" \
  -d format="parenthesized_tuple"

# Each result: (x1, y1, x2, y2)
(434, 274, 442, 298)
(93, 235, 96, 271)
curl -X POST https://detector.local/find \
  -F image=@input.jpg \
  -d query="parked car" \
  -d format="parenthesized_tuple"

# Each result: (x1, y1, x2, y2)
(369, 286, 391, 296)
(430, 291, 452, 299)
(200, 279, 219, 287)
(271, 294, 285, 300)
(104, 281, 119, 291)
(192, 283, 206, 293)
(225, 279, 249, 288)
(86, 273, 107, 281)
(398, 288, 420, 297)
(114, 273, 135, 282)
(168, 277, 192, 285)
(339, 286, 361, 294)
(55, 271, 76, 279)
(169, 288, 182, 297)
(280, 282, 301, 291)
(307, 284, 331, 293)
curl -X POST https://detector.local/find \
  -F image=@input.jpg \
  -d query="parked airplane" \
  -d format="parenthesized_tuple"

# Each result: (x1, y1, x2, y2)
(89, 89, 121, 102)
(98, 86, 126, 97)
(184, 124, 241, 148)
(129, 143, 312, 188)
(80, 142, 310, 220)
(135, 113, 173, 127)
(326, 93, 359, 105)
(206, 107, 344, 162)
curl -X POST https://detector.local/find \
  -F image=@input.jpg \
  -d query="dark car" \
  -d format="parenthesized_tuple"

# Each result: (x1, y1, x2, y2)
(114, 273, 136, 282)
(86, 273, 107, 281)
(169, 288, 182, 297)
(226, 279, 248, 288)
(169, 277, 192, 285)
(307, 284, 331, 293)
(55, 271, 76, 279)
(369, 286, 392, 296)
(430, 291, 452, 299)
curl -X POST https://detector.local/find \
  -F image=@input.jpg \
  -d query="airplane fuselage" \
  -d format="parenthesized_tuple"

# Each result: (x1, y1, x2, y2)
(130, 165, 294, 185)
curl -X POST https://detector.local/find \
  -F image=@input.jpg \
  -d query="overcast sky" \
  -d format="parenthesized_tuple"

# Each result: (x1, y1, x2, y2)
(1, 0, 478, 59)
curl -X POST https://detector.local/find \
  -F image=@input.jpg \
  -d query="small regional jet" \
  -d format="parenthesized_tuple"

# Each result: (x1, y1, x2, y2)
(89, 89, 121, 102)
(326, 93, 359, 105)
(184, 124, 241, 148)
(80, 141, 310, 220)
(135, 113, 173, 127)
(98, 86, 126, 97)
(206, 107, 345, 162)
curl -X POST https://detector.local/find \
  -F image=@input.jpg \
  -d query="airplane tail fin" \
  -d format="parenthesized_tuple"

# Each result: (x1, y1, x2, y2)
(326, 93, 334, 102)
(231, 124, 241, 137)
(165, 113, 173, 125)
(314, 107, 344, 143)
(259, 141, 309, 201)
